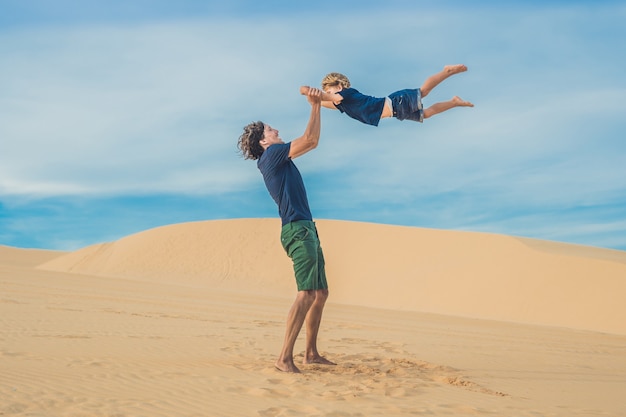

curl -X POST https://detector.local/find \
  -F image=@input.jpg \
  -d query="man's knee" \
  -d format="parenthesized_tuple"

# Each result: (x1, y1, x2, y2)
(298, 290, 317, 305)
(315, 289, 329, 303)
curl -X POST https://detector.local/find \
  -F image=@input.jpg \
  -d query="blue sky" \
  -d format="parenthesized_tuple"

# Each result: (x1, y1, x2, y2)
(1, 0, 626, 251)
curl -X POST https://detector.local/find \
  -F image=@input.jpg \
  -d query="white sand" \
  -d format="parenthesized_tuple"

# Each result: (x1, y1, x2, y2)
(2, 218, 626, 416)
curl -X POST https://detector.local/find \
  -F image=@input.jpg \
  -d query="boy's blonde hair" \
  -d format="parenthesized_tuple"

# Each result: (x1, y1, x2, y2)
(321, 72, 351, 91)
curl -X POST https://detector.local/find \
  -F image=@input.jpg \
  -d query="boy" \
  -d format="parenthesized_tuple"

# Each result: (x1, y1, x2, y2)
(300, 64, 473, 127)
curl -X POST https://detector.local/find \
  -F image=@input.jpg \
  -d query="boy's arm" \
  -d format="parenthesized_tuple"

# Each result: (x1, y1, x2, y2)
(321, 101, 338, 110)
(289, 88, 322, 159)
(300, 85, 342, 109)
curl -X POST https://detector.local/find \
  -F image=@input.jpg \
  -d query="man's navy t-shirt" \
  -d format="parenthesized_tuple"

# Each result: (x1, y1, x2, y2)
(257, 143, 312, 226)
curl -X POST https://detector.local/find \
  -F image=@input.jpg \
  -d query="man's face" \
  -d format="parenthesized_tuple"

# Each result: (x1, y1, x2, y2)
(260, 124, 283, 148)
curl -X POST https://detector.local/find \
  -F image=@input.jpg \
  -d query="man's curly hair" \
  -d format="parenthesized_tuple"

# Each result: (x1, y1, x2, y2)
(321, 72, 351, 91)
(238, 121, 265, 160)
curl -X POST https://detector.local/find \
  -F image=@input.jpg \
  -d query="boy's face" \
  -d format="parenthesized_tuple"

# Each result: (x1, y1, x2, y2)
(325, 84, 342, 94)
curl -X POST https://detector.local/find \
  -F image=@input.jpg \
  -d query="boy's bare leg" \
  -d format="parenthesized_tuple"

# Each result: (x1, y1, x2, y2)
(302, 289, 336, 365)
(275, 291, 315, 373)
(420, 64, 468, 98)
(423, 96, 474, 119)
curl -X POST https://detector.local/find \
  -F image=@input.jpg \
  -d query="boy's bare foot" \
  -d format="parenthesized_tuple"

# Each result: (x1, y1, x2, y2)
(275, 359, 301, 373)
(303, 355, 336, 366)
(452, 96, 474, 107)
(444, 64, 468, 75)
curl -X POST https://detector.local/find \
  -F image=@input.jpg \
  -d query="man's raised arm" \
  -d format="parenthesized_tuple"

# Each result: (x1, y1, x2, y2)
(289, 88, 323, 159)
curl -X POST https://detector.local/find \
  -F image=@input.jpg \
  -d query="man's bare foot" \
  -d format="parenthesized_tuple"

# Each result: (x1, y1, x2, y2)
(275, 359, 301, 373)
(303, 355, 336, 366)
(452, 96, 474, 107)
(444, 64, 468, 75)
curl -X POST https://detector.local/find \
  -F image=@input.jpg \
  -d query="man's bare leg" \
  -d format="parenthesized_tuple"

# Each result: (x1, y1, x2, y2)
(302, 289, 336, 365)
(275, 291, 315, 373)
(423, 96, 474, 119)
(420, 64, 468, 98)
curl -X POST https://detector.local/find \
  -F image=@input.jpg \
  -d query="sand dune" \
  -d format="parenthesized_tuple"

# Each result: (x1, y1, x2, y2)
(0, 244, 64, 267)
(39, 218, 626, 335)
(3, 219, 626, 416)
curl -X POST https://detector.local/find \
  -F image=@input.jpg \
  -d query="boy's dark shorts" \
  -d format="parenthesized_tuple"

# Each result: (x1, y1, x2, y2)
(389, 88, 424, 122)
(280, 220, 328, 291)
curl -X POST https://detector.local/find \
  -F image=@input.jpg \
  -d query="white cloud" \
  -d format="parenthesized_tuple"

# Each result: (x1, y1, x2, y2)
(0, 18, 323, 195)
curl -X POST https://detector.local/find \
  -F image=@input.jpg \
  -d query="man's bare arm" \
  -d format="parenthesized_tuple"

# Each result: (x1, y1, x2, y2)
(289, 88, 322, 159)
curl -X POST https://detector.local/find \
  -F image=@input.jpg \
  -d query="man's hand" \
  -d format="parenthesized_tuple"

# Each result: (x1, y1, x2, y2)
(305, 87, 323, 105)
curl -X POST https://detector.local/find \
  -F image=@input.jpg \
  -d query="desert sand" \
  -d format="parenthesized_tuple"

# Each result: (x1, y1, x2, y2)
(2, 218, 625, 416)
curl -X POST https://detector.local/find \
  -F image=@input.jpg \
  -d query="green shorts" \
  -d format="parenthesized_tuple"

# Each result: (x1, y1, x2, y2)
(280, 220, 328, 291)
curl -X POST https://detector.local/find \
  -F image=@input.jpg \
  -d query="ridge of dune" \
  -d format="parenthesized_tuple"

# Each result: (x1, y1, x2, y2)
(38, 218, 290, 291)
(0, 244, 66, 267)
(37, 218, 626, 335)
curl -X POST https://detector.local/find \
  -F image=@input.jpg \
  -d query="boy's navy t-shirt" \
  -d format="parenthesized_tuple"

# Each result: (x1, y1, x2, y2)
(257, 142, 312, 226)
(335, 87, 385, 126)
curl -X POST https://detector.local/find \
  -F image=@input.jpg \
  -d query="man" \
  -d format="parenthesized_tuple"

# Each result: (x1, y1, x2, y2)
(237, 88, 335, 373)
